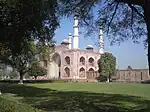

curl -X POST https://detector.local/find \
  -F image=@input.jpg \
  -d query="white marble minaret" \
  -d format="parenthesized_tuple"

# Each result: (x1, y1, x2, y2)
(68, 33, 72, 49)
(99, 27, 104, 54)
(73, 14, 79, 49)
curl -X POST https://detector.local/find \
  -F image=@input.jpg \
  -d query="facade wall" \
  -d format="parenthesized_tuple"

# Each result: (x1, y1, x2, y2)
(47, 45, 68, 79)
(47, 46, 101, 80)
(114, 69, 150, 82)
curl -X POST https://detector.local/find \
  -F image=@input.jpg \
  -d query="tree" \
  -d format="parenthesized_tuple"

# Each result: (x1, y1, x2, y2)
(28, 61, 47, 80)
(3, 39, 53, 84)
(98, 52, 116, 82)
(0, 63, 9, 80)
(9, 70, 19, 80)
(58, 0, 150, 73)
(127, 65, 132, 69)
(0, 0, 59, 60)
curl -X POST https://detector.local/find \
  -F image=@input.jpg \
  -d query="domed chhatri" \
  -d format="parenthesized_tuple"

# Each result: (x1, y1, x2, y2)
(87, 44, 93, 48)
(62, 39, 70, 44)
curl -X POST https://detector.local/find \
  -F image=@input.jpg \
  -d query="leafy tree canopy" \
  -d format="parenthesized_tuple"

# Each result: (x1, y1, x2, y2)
(59, 0, 147, 45)
(3, 39, 53, 83)
(98, 52, 116, 79)
(0, 0, 59, 59)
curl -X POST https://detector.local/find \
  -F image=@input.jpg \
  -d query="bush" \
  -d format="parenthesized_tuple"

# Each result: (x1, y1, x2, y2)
(96, 75, 107, 82)
(52, 79, 67, 83)
(0, 79, 53, 84)
(0, 79, 67, 84)
(0, 96, 43, 112)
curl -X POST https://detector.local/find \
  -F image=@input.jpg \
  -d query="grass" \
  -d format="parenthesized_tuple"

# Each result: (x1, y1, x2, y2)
(0, 82, 150, 112)
(0, 96, 42, 112)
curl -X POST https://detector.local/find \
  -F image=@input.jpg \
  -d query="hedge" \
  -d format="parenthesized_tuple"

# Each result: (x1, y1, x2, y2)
(0, 79, 67, 84)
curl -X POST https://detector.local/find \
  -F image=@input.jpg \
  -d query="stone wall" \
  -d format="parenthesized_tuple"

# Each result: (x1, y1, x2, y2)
(112, 69, 150, 82)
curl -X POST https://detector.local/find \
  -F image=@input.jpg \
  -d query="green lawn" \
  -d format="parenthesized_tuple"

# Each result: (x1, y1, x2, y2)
(0, 82, 150, 112)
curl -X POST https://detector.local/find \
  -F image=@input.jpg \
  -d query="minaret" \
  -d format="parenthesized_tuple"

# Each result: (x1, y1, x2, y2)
(73, 13, 79, 49)
(99, 27, 104, 54)
(68, 33, 72, 49)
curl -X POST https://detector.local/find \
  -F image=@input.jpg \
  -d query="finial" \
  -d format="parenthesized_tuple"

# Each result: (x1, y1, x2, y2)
(69, 33, 72, 36)
(100, 25, 103, 29)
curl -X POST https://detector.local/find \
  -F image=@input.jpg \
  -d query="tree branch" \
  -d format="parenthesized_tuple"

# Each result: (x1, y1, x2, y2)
(82, 2, 95, 26)
(108, 0, 115, 6)
(115, 0, 144, 6)
(128, 4, 145, 19)
(130, 7, 136, 38)
(107, 2, 119, 34)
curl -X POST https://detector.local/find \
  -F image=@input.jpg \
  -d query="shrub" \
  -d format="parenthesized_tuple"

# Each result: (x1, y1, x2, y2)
(52, 79, 67, 83)
(0, 79, 67, 84)
(0, 79, 53, 84)
(97, 75, 107, 82)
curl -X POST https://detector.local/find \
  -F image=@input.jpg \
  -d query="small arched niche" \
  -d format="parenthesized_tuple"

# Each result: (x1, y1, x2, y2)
(64, 67, 70, 77)
(65, 56, 70, 65)
(80, 56, 85, 65)
(79, 67, 85, 77)
(89, 57, 94, 65)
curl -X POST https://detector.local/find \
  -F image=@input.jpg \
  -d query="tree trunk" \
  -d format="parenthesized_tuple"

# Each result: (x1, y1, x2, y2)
(19, 71, 24, 84)
(144, 1, 150, 75)
(35, 76, 37, 80)
(107, 76, 110, 83)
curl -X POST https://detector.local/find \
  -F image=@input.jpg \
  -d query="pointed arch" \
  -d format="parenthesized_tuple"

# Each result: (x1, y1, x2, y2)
(52, 53, 61, 67)
(80, 56, 85, 65)
(49, 52, 61, 78)
(64, 67, 70, 77)
(89, 68, 94, 72)
(79, 67, 85, 77)
(89, 57, 94, 65)
(65, 56, 70, 64)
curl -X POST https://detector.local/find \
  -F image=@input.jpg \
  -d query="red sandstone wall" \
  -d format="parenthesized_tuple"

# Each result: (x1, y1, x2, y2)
(114, 69, 150, 82)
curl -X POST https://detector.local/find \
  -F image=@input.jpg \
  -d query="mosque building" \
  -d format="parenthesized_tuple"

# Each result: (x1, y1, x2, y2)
(44, 14, 104, 81)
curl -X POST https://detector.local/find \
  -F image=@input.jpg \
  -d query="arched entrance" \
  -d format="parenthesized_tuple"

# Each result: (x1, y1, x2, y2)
(89, 68, 94, 72)
(87, 68, 95, 79)
(53, 53, 61, 78)
(48, 53, 61, 79)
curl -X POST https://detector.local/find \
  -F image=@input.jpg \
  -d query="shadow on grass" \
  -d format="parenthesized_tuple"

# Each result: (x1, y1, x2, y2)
(0, 83, 150, 112)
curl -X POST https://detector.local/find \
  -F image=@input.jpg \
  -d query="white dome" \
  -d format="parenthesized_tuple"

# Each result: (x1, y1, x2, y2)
(62, 39, 69, 43)
(61, 39, 70, 44)
(87, 44, 93, 48)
